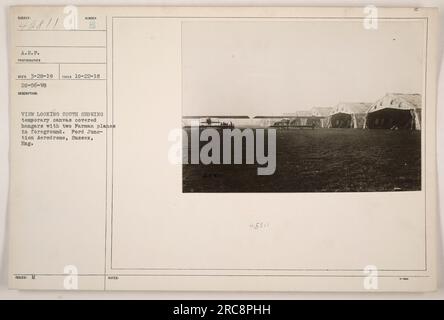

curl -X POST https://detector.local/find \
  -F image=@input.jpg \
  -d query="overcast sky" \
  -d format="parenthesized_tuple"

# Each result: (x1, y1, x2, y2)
(182, 19, 425, 117)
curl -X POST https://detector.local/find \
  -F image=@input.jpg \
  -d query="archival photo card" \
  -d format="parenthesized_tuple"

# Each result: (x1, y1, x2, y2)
(8, 6, 438, 292)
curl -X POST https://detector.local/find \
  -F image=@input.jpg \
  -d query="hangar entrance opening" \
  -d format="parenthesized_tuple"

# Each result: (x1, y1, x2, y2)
(330, 113, 352, 128)
(366, 108, 414, 130)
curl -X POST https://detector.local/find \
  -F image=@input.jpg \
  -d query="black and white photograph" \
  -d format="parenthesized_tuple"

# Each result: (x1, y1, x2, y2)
(182, 20, 424, 193)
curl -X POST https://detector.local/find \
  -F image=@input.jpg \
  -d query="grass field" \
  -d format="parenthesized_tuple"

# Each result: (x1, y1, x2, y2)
(182, 128, 421, 192)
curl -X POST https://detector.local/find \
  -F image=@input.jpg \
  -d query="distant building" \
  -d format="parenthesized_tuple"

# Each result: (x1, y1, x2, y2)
(265, 108, 333, 128)
(182, 115, 250, 128)
(310, 107, 333, 128)
(283, 111, 313, 117)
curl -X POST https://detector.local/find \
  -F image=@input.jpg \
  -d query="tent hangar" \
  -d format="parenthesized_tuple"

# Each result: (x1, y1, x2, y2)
(311, 107, 333, 128)
(327, 103, 371, 129)
(364, 93, 422, 130)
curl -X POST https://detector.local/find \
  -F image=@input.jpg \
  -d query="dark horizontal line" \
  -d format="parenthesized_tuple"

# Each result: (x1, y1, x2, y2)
(16, 62, 106, 65)
(13, 273, 431, 278)
(17, 29, 106, 32)
(16, 45, 106, 48)
(14, 274, 103, 276)
(110, 267, 428, 272)
(112, 16, 428, 20)
(16, 79, 107, 81)
(183, 116, 250, 119)
(180, 190, 422, 194)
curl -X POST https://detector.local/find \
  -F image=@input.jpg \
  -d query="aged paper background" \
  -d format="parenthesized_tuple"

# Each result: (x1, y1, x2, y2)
(0, 0, 442, 298)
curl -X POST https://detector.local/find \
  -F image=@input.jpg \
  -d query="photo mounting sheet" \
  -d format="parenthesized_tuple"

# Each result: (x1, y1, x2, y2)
(8, 6, 438, 291)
